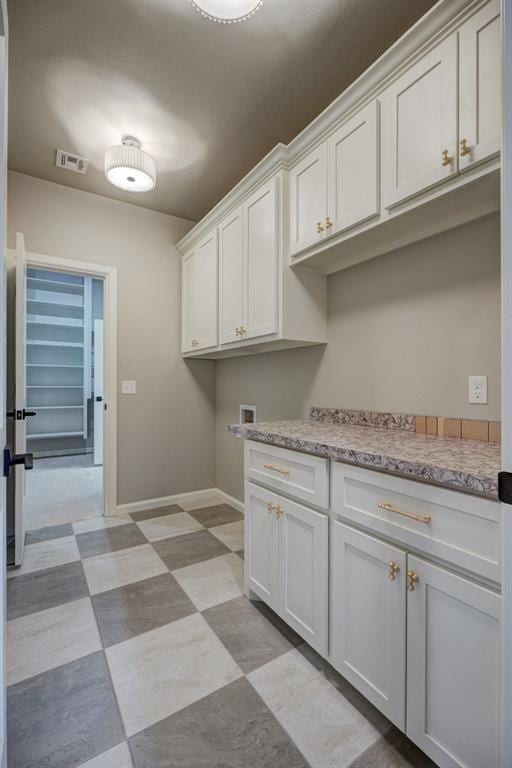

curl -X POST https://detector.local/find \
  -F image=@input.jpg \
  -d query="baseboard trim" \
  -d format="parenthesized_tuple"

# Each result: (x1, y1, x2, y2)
(115, 487, 244, 517)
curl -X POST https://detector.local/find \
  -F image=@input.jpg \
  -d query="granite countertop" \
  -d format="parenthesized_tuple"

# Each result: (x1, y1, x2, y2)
(228, 415, 501, 499)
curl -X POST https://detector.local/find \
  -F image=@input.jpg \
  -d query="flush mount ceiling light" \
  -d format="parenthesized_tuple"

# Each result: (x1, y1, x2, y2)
(104, 136, 156, 192)
(190, 0, 262, 24)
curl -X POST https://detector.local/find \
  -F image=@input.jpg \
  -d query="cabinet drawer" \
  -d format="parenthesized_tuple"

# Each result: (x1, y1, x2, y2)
(332, 463, 500, 583)
(245, 440, 329, 510)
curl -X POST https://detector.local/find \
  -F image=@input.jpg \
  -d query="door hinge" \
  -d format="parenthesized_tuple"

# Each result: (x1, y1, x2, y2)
(498, 472, 512, 504)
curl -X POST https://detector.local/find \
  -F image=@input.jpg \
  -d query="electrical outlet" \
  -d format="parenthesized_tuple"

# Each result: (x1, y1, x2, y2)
(468, 375, 488, 404)
(121, 380, 136, 395)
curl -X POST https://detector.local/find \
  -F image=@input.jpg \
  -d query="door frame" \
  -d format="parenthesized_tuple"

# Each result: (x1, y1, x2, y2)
(501, 0, 512, 764)
(23, 251, 117, 517)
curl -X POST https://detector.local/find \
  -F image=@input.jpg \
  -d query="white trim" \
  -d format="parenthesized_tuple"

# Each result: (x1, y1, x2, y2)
(501, 0, 512, 764)
(116, 488, 244, 516)
(21, 251, 118, 517)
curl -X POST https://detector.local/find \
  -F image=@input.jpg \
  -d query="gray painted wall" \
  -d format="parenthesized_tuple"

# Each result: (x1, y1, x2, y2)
(216, 214, 501, 501)
(7, 171, 216, 506)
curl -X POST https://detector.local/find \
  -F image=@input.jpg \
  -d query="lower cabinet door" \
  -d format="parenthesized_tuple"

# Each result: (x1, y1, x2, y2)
(331, 522, 406, 729)
(277, 496, 328, 655)
(406, 556, 501, 768)
(244, 482, 279, 610)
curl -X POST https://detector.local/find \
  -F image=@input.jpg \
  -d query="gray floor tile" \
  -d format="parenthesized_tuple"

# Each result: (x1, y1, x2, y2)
(347, 727, 436, 768)
(129, 505, 183, 522)
(76, 524, 147, 559)
(7, 561, 89, 620)
(25, 523, 74, 545)
(92, 572, 196, 647)
(188, 504, 243, 529)
(152, 529, 229, 571)
(203, 596, 302, 673)
(7, 651, 124, 768)
(129, 677, 309, 768)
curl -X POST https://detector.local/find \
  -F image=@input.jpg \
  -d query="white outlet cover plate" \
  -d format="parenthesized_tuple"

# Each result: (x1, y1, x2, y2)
(121, 380, 136, 394)
(468, 375, 488, 404)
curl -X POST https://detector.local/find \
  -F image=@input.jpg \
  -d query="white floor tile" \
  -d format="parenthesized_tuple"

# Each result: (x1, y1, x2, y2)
(26, 464, 103, 529)
(7, 597, 102, 686)
(136, 511, 203, 542)
(106, 613, 242, 737)
(83, 544, 168, 595)
(7, 535, 80, 579)
(78, 742, 133, 768)
(209, 520, 244, 551)
(172, 553, 244, 611)
(248, 649, 389, 768)
(73, 515, 132, 535)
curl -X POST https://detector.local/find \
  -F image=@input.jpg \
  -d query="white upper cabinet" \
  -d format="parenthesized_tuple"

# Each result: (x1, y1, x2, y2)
(327, 101, 380, 235)
(245, 178, 278, 340)
(289, 143, 328, 256)
(381, 34, 458, 209)
(459, 0, 501, 171)
(181, 230, 218, 353)
(219, 206, 244, 345)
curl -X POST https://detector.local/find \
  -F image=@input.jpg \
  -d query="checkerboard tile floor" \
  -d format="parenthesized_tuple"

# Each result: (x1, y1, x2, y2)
(7, 500, 435, 768)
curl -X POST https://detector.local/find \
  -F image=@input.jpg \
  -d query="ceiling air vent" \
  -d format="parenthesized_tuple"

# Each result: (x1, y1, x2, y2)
(55, 149, 88, 175)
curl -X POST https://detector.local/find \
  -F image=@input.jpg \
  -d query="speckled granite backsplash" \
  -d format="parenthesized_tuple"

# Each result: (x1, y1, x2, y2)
(310, 407, 416, 432)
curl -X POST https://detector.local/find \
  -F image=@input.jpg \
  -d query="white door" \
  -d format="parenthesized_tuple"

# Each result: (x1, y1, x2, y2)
(331, 522, 406, 728)
(459, 0, 501, 171)
(219, 207, 244, 345)
(93, 318, 103, 466)
(244, 482, 279, 609)
(244, 178, 278, 340)
(381, 34, 458, 208)
(289, 142, 328, 256)
(277, 496, 328, 654)
(14, 232, 28, 566)
(327, 101, 380, 234)
(407, 555, 501, 768)
(196, 230, 218, 351)
(0, 17, 7, 762)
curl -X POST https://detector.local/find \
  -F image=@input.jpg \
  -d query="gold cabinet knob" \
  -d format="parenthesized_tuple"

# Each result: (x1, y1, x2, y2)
(267, 502, 275, 515)
(441, 149, 452, 167)
(235, 327, 241, 336)
(460, 138, 471, 157)
(316, 222, 325, 234)
(407, 571, 420, 592)
(191, 339, 199, 347)
(325, 217, 333, 230)
(388, 561, 400, 581)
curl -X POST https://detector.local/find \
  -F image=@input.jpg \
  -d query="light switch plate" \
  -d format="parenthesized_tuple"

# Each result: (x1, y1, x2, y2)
(468, 375, 487, 404)
(121, 380, 136, 395)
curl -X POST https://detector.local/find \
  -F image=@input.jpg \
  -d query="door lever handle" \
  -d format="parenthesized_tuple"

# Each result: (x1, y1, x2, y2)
(3, 447, 34, 478)
(6, 409, 37, 420)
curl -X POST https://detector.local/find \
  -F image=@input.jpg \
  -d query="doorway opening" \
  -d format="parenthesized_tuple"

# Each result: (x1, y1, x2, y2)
(24, 266, 105, 530)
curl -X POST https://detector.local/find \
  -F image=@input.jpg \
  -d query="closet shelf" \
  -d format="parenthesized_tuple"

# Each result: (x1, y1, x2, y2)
(31, 405, 84, 410)
(27, 277, 84, 294)
(27, 385, 83, 389)
(27, 319, 84, 329)
(27, 363, 84, 368)
(27, 431, 85, 439)
(27, 340, 84, 348)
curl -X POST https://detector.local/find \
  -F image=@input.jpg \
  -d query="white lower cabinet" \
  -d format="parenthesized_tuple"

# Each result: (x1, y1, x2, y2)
(406, 555, 501, 768)
(331, 522, 406, 729)
(245, 482, 328, 655)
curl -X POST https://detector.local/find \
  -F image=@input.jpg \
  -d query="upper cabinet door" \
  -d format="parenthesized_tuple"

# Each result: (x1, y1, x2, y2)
(244, 177, 278, 340)
(219, 207, 244, 345)
(406, 556, 500, 768)
(331, 522, 406, 729)
(459, 0, 501, 171)
(289, 142, 328, 256)
(327, 101, 380, 235)
(277, 496, 328, 655)
(195, 230, 219, 351)
(381, 34, 458, 209)
(181, 247, 198, 353)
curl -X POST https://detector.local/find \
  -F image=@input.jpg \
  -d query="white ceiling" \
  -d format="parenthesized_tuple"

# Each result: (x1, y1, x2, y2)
(8, 0, 437, 221)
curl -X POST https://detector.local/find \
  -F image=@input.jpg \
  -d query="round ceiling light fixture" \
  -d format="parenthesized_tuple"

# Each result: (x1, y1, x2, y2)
(189, 0, 262, 24)
(104, 136, 156, 192)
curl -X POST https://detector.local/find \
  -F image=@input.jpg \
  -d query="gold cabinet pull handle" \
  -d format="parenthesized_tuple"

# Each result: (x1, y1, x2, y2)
(378, 501, 431, 525)
(388, 561, 400, 581)
(191, 339, 199, 347)
(460, 138, 471, 157)
(275, 504, 284, 518)
(407, 571, 420, 592)
(316, 222, 325, 233)
(325, 217, 333, 230)
(263, 463, 290, 476)
(441, 149, 452, 167)
(267, 502, 275, 515)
